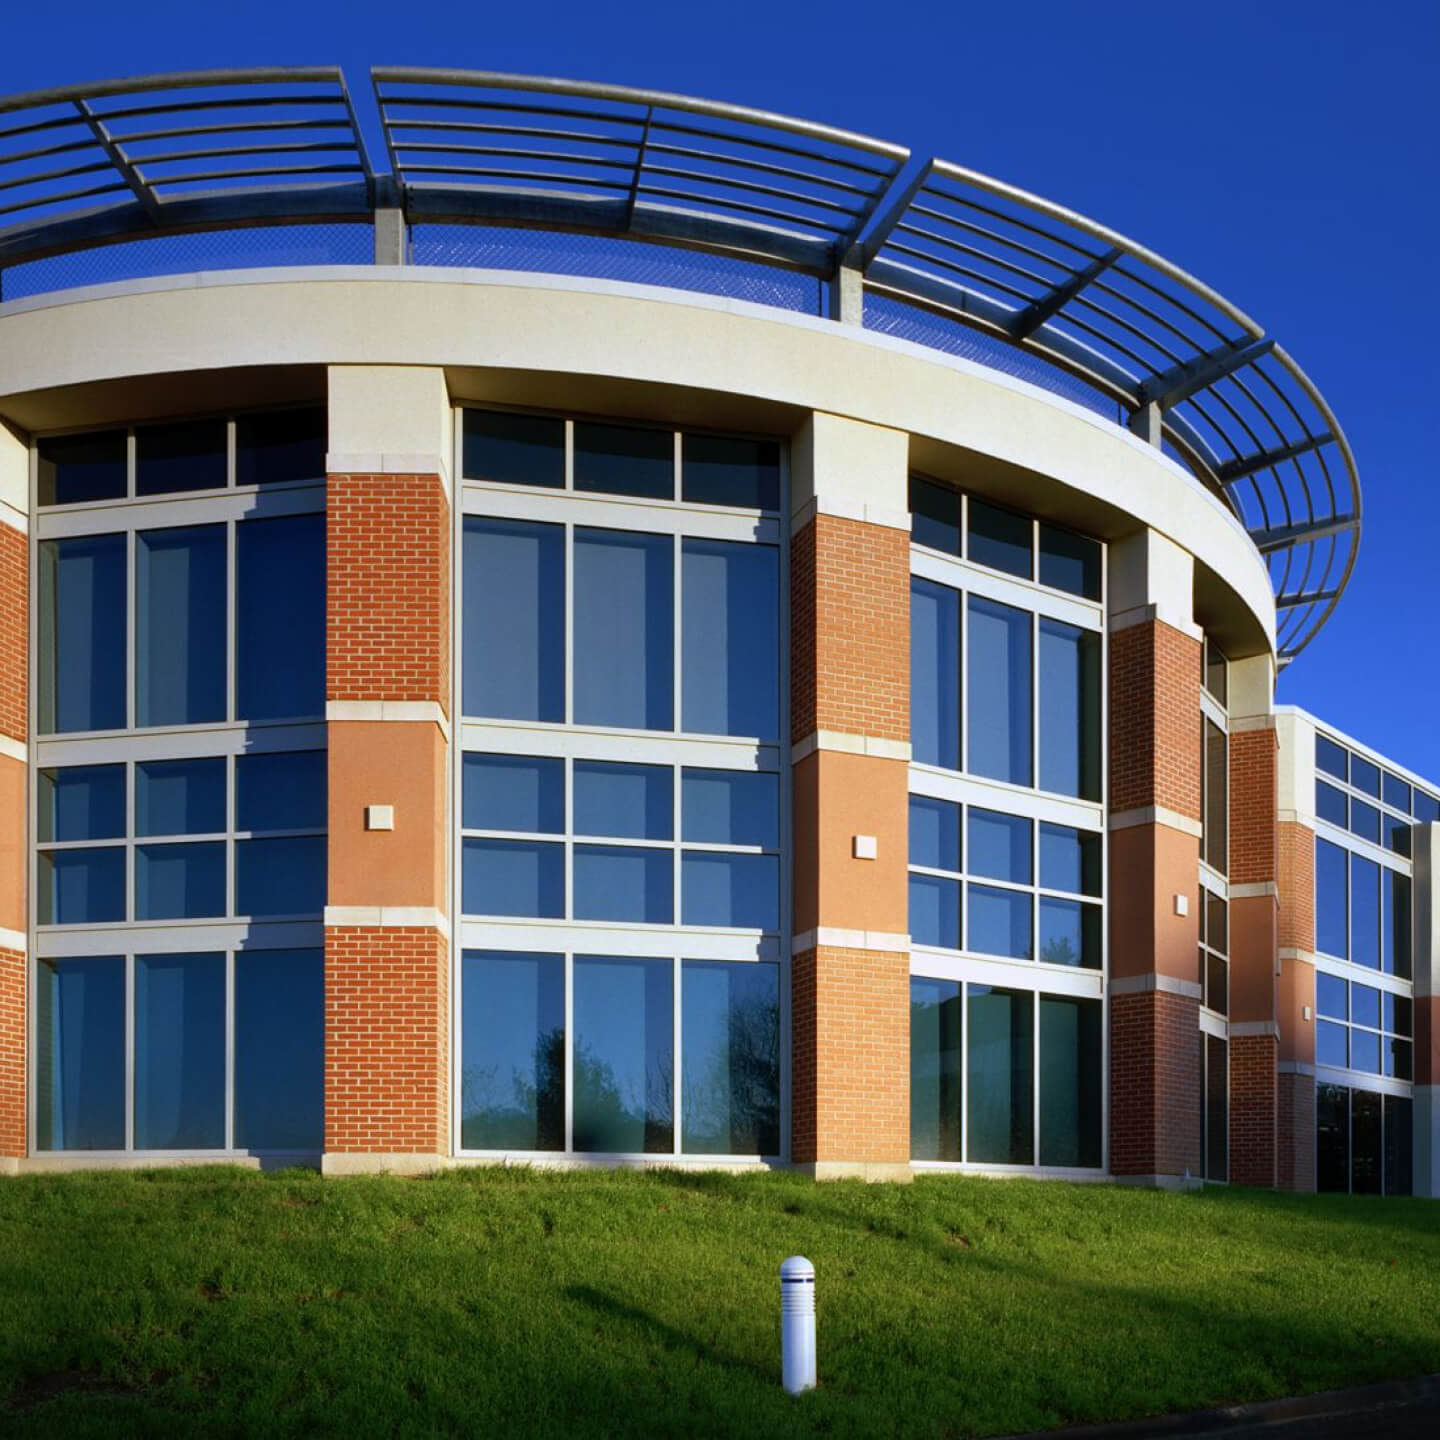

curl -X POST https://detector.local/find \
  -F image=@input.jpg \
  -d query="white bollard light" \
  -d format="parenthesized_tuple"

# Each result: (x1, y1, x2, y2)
(780, 1255, 816, 1394)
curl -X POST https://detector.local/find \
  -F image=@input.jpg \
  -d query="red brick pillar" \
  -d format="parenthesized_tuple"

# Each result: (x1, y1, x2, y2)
(0, 425, 26, 1168)
(1228, 654, 1280, 1188)
(790, 413, 911, 1181)
(1107, 531, 1203, 1184)
(322, 369, 452, 1174)
(1275, 712, 1317, 1191)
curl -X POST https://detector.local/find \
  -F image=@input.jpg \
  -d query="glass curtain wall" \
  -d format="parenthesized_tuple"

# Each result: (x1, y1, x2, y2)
(907, 477, 1105, 1171)
(32, 408, 329, 1156)
(457, 409, 784, 1160)
(1198, 637, 1229, 1182)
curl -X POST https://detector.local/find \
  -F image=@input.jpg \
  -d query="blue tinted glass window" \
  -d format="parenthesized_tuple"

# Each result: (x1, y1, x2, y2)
(463, 754, 564, 833)
(137, 525, 226, 727)
(682, 539, 777, 739)
(1383, 813, 1412, 859)
(1350, 799, 1381, 844)
(462, 838, 563, 917)
(237, 514, 325, 721)
(138, 758, 225, 836)
(36, 956, 126, 1150)
(1350, 756, 1381, 798)
(40, 848, 125, 925)
(968, 884, 1033, 960)
(574, 422, 673, 500)
(682, 853, 778, 929)
(38, 764, 124, 842)
(1038, 525, 1101, 600)
(136, 842, 226, 920)
(909, 795, 960, 873)
(1039, 619, 1099, 799)
(574, 528, 673, 730)
(573, 956, 673, 1153)
(1351, 854, 1380, 968)
(968, 500, 1032, 578)
(235, 837, 325, 916)
(461, 951, 565, 1150)
(911, 579, 960, 770)
(134, 952, 226, 1148)
(909, 874, 960, 949)
(682, 770, 778, 848)
(1316, 972, 1347, 1019)
(1417, 792, 1440, 824)
(682, 435, 779, 510)
(1039, 897, 1099, 969)
(1386, 871, 1412, 978)
(1315, 736, 1348, 783)
(1383, 773, 1411, 813)
(574, 762, 671, 840)
(574, 845, 672, 924)
(968, 986, 1034, 1163)
(1316, 782, 1348, 828)
(1316, 1020, 1348, 1068)
(911, 977, 962, 1161)
(1350, 1030, 1381, 1075)
(1351, 984, 1380, 1030)
(235, 949, 323, 1151)
(1315, 839, 1348, 958)
(463, 410, 564, 488)
(1039, 995, 1102, 1166)
(38, 431, 126, 506)
(682, 960, 780, 1155)
(910, 477, 961, 556)
(968, 597, 1032, 786)
(39, 534, 126, 734)
(1039, 823, 1100, 896)
(463, 517, 565, 722)
(969, 809, 1032, 884)
(236, 408, 326, 487)
(236, 751, 326, 832)
(136, 419, 226, 495)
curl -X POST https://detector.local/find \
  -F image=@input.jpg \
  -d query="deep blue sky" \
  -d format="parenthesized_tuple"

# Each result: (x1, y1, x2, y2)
(4, 1, 1437, 774)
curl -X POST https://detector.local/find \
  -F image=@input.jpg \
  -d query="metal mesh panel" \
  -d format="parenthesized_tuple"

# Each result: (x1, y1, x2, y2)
(864, 293, 1117, 421)
(0, 223, 373, 300)
(411, 224, 822, 313)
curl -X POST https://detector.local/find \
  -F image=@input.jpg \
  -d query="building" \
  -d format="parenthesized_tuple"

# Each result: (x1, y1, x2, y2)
(0, 66, 1432, 1193)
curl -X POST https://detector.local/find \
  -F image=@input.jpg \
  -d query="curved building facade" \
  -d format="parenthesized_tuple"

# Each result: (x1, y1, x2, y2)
(0, 68, 1431, 1191)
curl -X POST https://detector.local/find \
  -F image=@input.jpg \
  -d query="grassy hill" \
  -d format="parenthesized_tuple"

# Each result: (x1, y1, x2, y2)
(1, 1166, 1438, 1437)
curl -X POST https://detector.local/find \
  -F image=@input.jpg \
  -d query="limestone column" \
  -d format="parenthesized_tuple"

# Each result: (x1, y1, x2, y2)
(1107, 529, 1203, 1183)
(789, 412, 911, 1181)
(0, 423, 26, 1172)
(322, 367, 453, 1174)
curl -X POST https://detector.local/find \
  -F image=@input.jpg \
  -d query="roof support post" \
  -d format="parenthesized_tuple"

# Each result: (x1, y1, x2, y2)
(828, 260, 864, 325)
(373, 175, 406, 266)
(1128, 401, 1163, 448)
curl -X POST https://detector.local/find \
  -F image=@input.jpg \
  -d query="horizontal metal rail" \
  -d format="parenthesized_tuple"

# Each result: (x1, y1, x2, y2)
(0, 64, 1361, 660)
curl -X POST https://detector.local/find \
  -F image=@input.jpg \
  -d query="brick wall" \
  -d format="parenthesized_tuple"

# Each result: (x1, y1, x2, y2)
(0, 946, 22, 1158)
(324, 928, 449, 1154)
(1278, 821, 1316, 953)
(1110, 988, 1202, 1177)
(327, 472, 450, 711)
(1230, 1034, 1278, 1187)
(1229, 728, 1277, 886)
(791, 946, 909, 1165)
(790, 514, 909, 746)
(1109, 620, 1202, 820)
(0, 523, 25, 744)
(1277, 1071, 1316, 1192)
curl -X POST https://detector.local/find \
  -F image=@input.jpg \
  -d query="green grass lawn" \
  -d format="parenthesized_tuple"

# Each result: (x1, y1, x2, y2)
(1, 1167, 1437, 1438)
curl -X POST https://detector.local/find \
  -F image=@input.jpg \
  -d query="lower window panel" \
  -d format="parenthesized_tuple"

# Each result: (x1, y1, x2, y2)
(459, 952, 779, 1157)
(1316, 1081, 1412, 1196)
(34, 949, 323, 1153)
(910, 977, 1101, 1168)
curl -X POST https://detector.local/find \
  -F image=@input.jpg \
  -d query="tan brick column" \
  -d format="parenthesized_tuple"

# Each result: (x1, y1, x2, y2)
(1108, 530, 1203, 1183)
(1412, 824, 1440, 1197)
(790, 413, 911, 1181)
(322, 368, 452, 1175)
(1228, 655, 1280, 1188)
(0, 424, 26, 1170)
(1275, 711, 1317, 1190)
